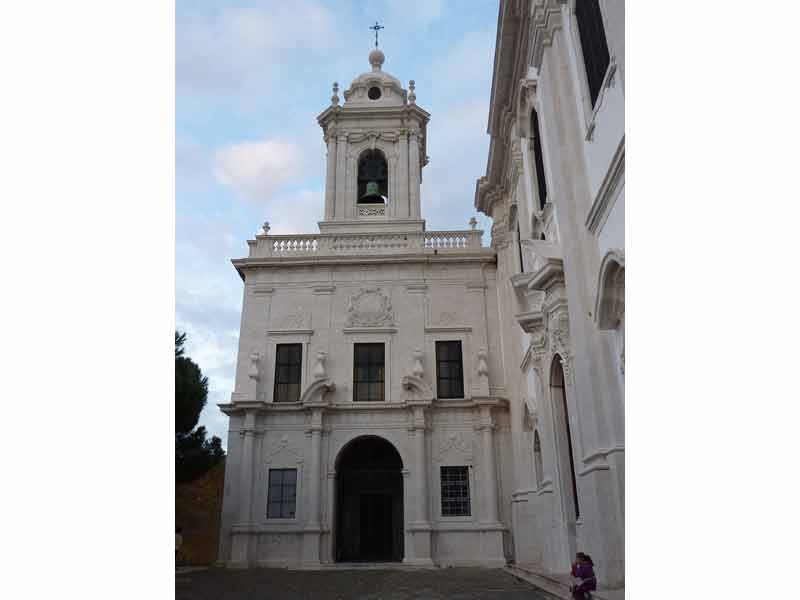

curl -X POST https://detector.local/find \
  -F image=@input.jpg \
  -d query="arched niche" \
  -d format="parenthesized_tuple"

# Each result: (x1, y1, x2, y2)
(594, 249, 625, 330)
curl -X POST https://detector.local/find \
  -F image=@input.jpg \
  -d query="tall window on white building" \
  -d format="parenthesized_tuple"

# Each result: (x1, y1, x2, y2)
(533, 430, 544, 489)
(435, 341, 464, 399)
(440, 466, 471, 516)
(530, 107, 547, 211)
(575, 0, 611, 107)
(267, 468, 297, 519)
(274, 343, 302, 403)
(353, 343, 385, 401)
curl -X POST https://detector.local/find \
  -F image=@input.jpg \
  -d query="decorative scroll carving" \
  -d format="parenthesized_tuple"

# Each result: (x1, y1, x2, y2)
(346, 288, 394, 327)
(280, 311, 309, 330)
(402, 374, 434, 402)
(437, 432, 472, 462)
(299, 378, 336, 405)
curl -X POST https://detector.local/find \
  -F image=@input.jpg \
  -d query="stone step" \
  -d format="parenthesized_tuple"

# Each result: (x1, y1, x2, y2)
(504, 564, 624, 600)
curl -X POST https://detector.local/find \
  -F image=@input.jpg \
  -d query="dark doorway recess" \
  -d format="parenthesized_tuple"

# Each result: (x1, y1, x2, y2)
(335, 436, 403, 562)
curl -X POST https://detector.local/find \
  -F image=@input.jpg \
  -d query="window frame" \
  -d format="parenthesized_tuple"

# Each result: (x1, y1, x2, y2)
(439, 465, 472, 517)
(265, 332, 311, 404)
(435, 340, 465, 400)
(266, 468, 298, 520)
(574, 0, 611, 109)
(352, 342, 386, 402)
(273, 343, 303, 403)
(566, 0, 615, 138)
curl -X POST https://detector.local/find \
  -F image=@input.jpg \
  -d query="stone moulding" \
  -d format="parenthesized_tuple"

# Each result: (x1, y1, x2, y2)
(586, 136, 624, 234)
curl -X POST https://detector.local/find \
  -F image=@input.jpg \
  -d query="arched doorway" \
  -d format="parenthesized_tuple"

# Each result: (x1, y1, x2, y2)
(335, 436, 404, 562)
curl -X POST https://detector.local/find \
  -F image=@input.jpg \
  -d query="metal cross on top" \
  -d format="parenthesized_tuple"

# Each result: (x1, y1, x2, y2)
(369, 21, 384, 47)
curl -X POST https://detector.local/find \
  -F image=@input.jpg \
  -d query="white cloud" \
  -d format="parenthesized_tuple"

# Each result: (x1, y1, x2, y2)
(383, 0, 446, 27)
(177, 1, 338, 94)
(213, 138, 305, 201)
(265, 188, 325, 235)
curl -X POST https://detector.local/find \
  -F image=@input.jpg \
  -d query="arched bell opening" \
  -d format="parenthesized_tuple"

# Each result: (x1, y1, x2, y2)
(334, 435, 404, 562)
(357, 149, 388, 204)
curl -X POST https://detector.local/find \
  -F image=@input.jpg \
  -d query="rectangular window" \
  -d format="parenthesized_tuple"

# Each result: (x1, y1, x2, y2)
(274, 343, 302, 403)
(435, 341, 464, 399)
(531, 108, 547, 210)
(266, 468, 297, 519)
(353, 343, 385, 402)
(440, 466, 471, 517)
(576, 0, 611, 107)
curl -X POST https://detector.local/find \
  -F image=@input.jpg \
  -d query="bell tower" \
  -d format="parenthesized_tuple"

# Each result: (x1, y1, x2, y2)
(317, 46, 430, 233)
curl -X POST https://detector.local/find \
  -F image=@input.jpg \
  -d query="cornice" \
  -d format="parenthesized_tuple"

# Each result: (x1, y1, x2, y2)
(232, 252, 497, 274)
(586, 135, 625, 235)
(527, 257, 565, 292)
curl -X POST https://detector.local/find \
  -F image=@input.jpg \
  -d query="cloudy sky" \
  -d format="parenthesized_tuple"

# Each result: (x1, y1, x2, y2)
(176, 0, 499, 446)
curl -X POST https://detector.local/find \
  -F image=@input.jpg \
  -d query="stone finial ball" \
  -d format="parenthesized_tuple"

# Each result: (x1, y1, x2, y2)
(369, 47, 385, 69)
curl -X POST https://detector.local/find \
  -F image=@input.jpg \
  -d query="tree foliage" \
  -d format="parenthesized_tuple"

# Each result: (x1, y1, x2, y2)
(175, 331, 224, 482)
(176, 331, 208, 435)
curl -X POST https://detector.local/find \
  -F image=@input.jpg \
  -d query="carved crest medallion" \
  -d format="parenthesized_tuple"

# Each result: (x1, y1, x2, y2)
(347, 287, 394, 327)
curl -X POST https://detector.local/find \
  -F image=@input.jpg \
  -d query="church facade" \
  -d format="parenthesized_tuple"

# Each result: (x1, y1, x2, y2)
(218, 0, 624, 589)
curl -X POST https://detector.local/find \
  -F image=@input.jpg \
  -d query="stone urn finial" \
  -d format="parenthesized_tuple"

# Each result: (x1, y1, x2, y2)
(477, 347, 489, 378)
(313, 351, 328, 380)
(262, 221, 271, 235)
(248, 350, 261, 381)
(412, 348, 424, 378)
(469, 216, 478, 230)
(408, 80, 416, 104)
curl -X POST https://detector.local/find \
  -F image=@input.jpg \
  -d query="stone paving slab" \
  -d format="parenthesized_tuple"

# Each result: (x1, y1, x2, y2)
(175, 567, 560, 599)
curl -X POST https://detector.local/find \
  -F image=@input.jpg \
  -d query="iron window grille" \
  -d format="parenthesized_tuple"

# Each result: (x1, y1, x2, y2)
(267, 468, 297, 519)
(353, 343, 385, 402)
(440, 466, 471, 516)
(274, 343, 302, 403)
(435, 340, 464, 399)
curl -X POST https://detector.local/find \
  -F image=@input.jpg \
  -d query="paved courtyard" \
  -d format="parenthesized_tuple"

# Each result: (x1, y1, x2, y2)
(175, 567, 558, 599)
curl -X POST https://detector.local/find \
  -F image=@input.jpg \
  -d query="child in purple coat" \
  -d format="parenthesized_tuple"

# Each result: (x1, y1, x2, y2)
(570, 552, 597, 600)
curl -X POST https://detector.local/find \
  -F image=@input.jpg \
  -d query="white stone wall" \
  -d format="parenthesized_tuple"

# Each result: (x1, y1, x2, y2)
(474, 0, 625, 588)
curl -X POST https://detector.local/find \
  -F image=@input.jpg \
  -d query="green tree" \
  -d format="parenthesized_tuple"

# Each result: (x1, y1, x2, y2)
(175, 331, 225, 482)
(175, 331, 208, 435)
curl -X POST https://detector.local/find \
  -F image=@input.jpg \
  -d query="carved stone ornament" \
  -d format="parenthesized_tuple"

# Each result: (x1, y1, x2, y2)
(437, 432, 472, 461)
(346, 287, 394, 327)
(412, 348, 424, 378)
(248, 351, 260, 381)
(265, 434, 303, 464)
(477, 347, 489, 378)
(313, 351, 327, 379)
(436, 311, 460, 327)
(280, 310, 309, 330)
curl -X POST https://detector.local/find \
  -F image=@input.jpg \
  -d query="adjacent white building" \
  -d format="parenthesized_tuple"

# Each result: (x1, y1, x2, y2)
(475, 0, 624, 588)
(218, 0, 624, 589)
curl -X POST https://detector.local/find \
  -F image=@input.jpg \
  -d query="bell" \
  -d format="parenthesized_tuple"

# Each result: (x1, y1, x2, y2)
(360, 181, 383, 202)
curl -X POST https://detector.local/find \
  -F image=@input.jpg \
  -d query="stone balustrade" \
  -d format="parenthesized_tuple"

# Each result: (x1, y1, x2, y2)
(247, 229, 483, 258)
